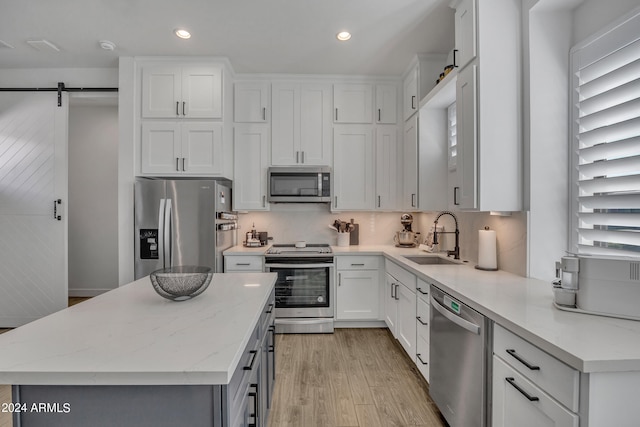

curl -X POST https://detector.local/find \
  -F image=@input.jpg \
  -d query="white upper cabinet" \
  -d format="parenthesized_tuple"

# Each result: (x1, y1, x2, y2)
(234, 82, 269, 123)
(271, 82, 332, 166)
(141, 122, 223, 176)
(454, 0, 477, 70)
(402, 114, 419, 210)
(375, 125, 398, 210)
(233, 124, 270, 211)
(142, 65, 222, 119)
(375, 84, 398, 124)
(333, 125, 374, 211)
(333, 84, 373, 123)
(403, 66, 419, 121)
(449, 0, 522, 211)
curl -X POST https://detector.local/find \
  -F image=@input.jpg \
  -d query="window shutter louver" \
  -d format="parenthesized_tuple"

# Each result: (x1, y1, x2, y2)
(572, 17, 640, 256)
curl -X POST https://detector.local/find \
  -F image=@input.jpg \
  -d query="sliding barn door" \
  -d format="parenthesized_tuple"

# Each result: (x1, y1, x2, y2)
(0, 92, 68, 327)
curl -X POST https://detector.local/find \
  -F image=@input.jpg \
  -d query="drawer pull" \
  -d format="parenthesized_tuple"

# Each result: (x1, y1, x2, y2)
(416, 316, 428, 326)
(416, 287, 428, 295)
(351, 263, 365, 266)
(235, 263, 251, 266)
(265, 303, 274, 314)
(243, 350, 258, 371)
(506, 349, 540, 371)
(416, 353, 428, 366)
(506, 377, 540, 402)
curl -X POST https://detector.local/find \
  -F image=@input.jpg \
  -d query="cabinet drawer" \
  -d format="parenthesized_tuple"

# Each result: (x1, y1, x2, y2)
(225, 255, 264, 272)
(416, 278, 430, 301)
(493, 356, 578, 427)
(337, 256, 379, 270)
(416, 334, 429, 382)
(494, 324, 579, 412)
(416, 296, 430, 340)
(385, 259, 416, 289)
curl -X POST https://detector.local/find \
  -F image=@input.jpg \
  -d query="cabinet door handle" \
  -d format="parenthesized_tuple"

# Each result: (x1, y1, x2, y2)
(266, 303, 274, 314)
(182, 101, 186, 116)
(416, 353, 428, 365)
(416, 287, 428, 295)
(176, 101, 179, 116)
(411, 193, 416, 207)
(351, 263, 365, 266)
(391, 282, 396, 299)
(53, 199, 62, 220)
(416, 316, 428, 326)
(182, 157, 186, 171)
(454, 187, 460, 205)
(394, 284, 400, 300)
(248, 383, 259, 427)
(378, 108, 381, 122)
(176, 157, 180, 172)
(412, 95, 416, 110)
(243, 350, 258, 370)
(262, 107, 266, 121)
(334, 196, 338, 208)
(296, 151, 300, 163)
(235, 263, 251, 266)
(335, 108, 338, 121)
(262, 195, 266, 207)
(506, 349, 540, 371)
(301, 151, 305, 164)
(453, 49, 458, 67)
(378, 195, 381, 208)
(505, 377, 540, 402)
(338, 273, 342, 286)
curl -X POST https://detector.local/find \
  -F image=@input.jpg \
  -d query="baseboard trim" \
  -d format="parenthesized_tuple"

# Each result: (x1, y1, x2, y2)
(68, 288, 113, 297)
(334, 320, 387, 328)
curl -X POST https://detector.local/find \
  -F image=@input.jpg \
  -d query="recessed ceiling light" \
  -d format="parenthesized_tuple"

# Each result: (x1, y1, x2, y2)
(174, 29, 191, 39)
(336, 31, 352, 41)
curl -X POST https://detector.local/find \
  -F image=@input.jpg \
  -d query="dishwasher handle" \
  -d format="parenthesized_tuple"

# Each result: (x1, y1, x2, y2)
(431, 295, 480, 335)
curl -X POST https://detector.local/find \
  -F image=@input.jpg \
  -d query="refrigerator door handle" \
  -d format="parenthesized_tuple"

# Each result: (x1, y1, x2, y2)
(164, 199, 172, 268)
(157, 198, 166, 268)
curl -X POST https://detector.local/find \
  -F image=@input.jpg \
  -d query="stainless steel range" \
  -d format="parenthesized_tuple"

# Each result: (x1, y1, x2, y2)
(264, 243, 334, 333)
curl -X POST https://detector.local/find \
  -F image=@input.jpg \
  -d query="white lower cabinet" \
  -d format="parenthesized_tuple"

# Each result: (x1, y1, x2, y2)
(415, 278, 430, 381)
(492, 325, 580, 427)
(336, 256, 380, 321)
(384, 260, 417, 359)
(492, 357, 578, 427)
(224, 255, 264, 272)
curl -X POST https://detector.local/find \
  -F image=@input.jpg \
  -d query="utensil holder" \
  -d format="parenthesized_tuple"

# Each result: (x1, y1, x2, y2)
(337, 232, 350, 247)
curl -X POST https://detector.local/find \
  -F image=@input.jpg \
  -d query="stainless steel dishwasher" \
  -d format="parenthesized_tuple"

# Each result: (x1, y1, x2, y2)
(430, 285, 490, 427)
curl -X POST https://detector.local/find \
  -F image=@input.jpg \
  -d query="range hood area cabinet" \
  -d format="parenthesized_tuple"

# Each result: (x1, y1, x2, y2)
(448, 0, 522, 211)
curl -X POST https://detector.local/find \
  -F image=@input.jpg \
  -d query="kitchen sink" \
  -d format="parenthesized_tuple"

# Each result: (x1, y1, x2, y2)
(402, 255, 460, 265)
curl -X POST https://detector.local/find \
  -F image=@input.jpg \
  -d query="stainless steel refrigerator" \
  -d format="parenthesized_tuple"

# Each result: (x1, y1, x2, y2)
(134, 178, 237, 279)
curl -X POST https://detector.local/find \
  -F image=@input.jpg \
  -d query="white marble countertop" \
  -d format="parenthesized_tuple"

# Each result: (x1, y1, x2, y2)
(0, 273, 276, 386)
(336, 245, 640, 373)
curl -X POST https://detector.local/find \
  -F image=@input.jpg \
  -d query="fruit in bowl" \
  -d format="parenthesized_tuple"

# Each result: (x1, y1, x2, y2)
(150, 266, 213, 301)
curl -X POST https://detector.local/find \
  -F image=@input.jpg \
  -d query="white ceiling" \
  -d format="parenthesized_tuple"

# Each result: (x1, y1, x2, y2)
(0, 0, 455, 76)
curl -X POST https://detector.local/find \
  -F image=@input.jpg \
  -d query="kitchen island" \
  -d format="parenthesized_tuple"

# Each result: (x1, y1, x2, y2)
(0, 273, 277, 427)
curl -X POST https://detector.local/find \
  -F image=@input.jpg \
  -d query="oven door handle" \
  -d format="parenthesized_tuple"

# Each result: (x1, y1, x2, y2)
(265, 263, 333, 269)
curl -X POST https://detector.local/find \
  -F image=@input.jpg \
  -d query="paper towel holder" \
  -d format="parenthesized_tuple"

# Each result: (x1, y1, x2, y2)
(475, 226, 498, 271)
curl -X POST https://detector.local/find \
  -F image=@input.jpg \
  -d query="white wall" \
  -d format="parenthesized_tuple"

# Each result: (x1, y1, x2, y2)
(0, 68, 117, 88)
(68, 102, 119, 296)
(573, 0, 640, 44)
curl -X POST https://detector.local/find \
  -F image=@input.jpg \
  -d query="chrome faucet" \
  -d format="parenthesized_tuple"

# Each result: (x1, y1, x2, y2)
(432, 211, 460, 259)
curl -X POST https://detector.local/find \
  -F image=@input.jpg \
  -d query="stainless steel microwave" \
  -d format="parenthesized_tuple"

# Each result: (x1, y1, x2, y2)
(267, 167, 331, 203)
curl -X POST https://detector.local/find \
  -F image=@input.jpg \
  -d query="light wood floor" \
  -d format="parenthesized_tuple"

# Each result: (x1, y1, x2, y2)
(268, 328, 447, 427)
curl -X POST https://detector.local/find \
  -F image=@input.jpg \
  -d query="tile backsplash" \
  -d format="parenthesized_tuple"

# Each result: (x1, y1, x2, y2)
(238, 205, 527, 277)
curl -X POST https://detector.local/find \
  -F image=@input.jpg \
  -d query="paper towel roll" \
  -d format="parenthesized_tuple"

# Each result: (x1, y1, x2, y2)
(477, 228, 498, 270)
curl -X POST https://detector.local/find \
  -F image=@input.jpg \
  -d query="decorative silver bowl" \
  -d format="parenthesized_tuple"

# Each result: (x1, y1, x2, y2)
(150, 266, 213, 301)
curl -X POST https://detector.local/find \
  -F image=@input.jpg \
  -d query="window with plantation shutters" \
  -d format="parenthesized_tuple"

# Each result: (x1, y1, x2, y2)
(570, 9, 640, 256)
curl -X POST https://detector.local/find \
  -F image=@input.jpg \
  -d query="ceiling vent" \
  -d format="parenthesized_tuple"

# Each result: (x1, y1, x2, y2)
(27, 39, 60, 52)
(0, 40, 15, 49)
